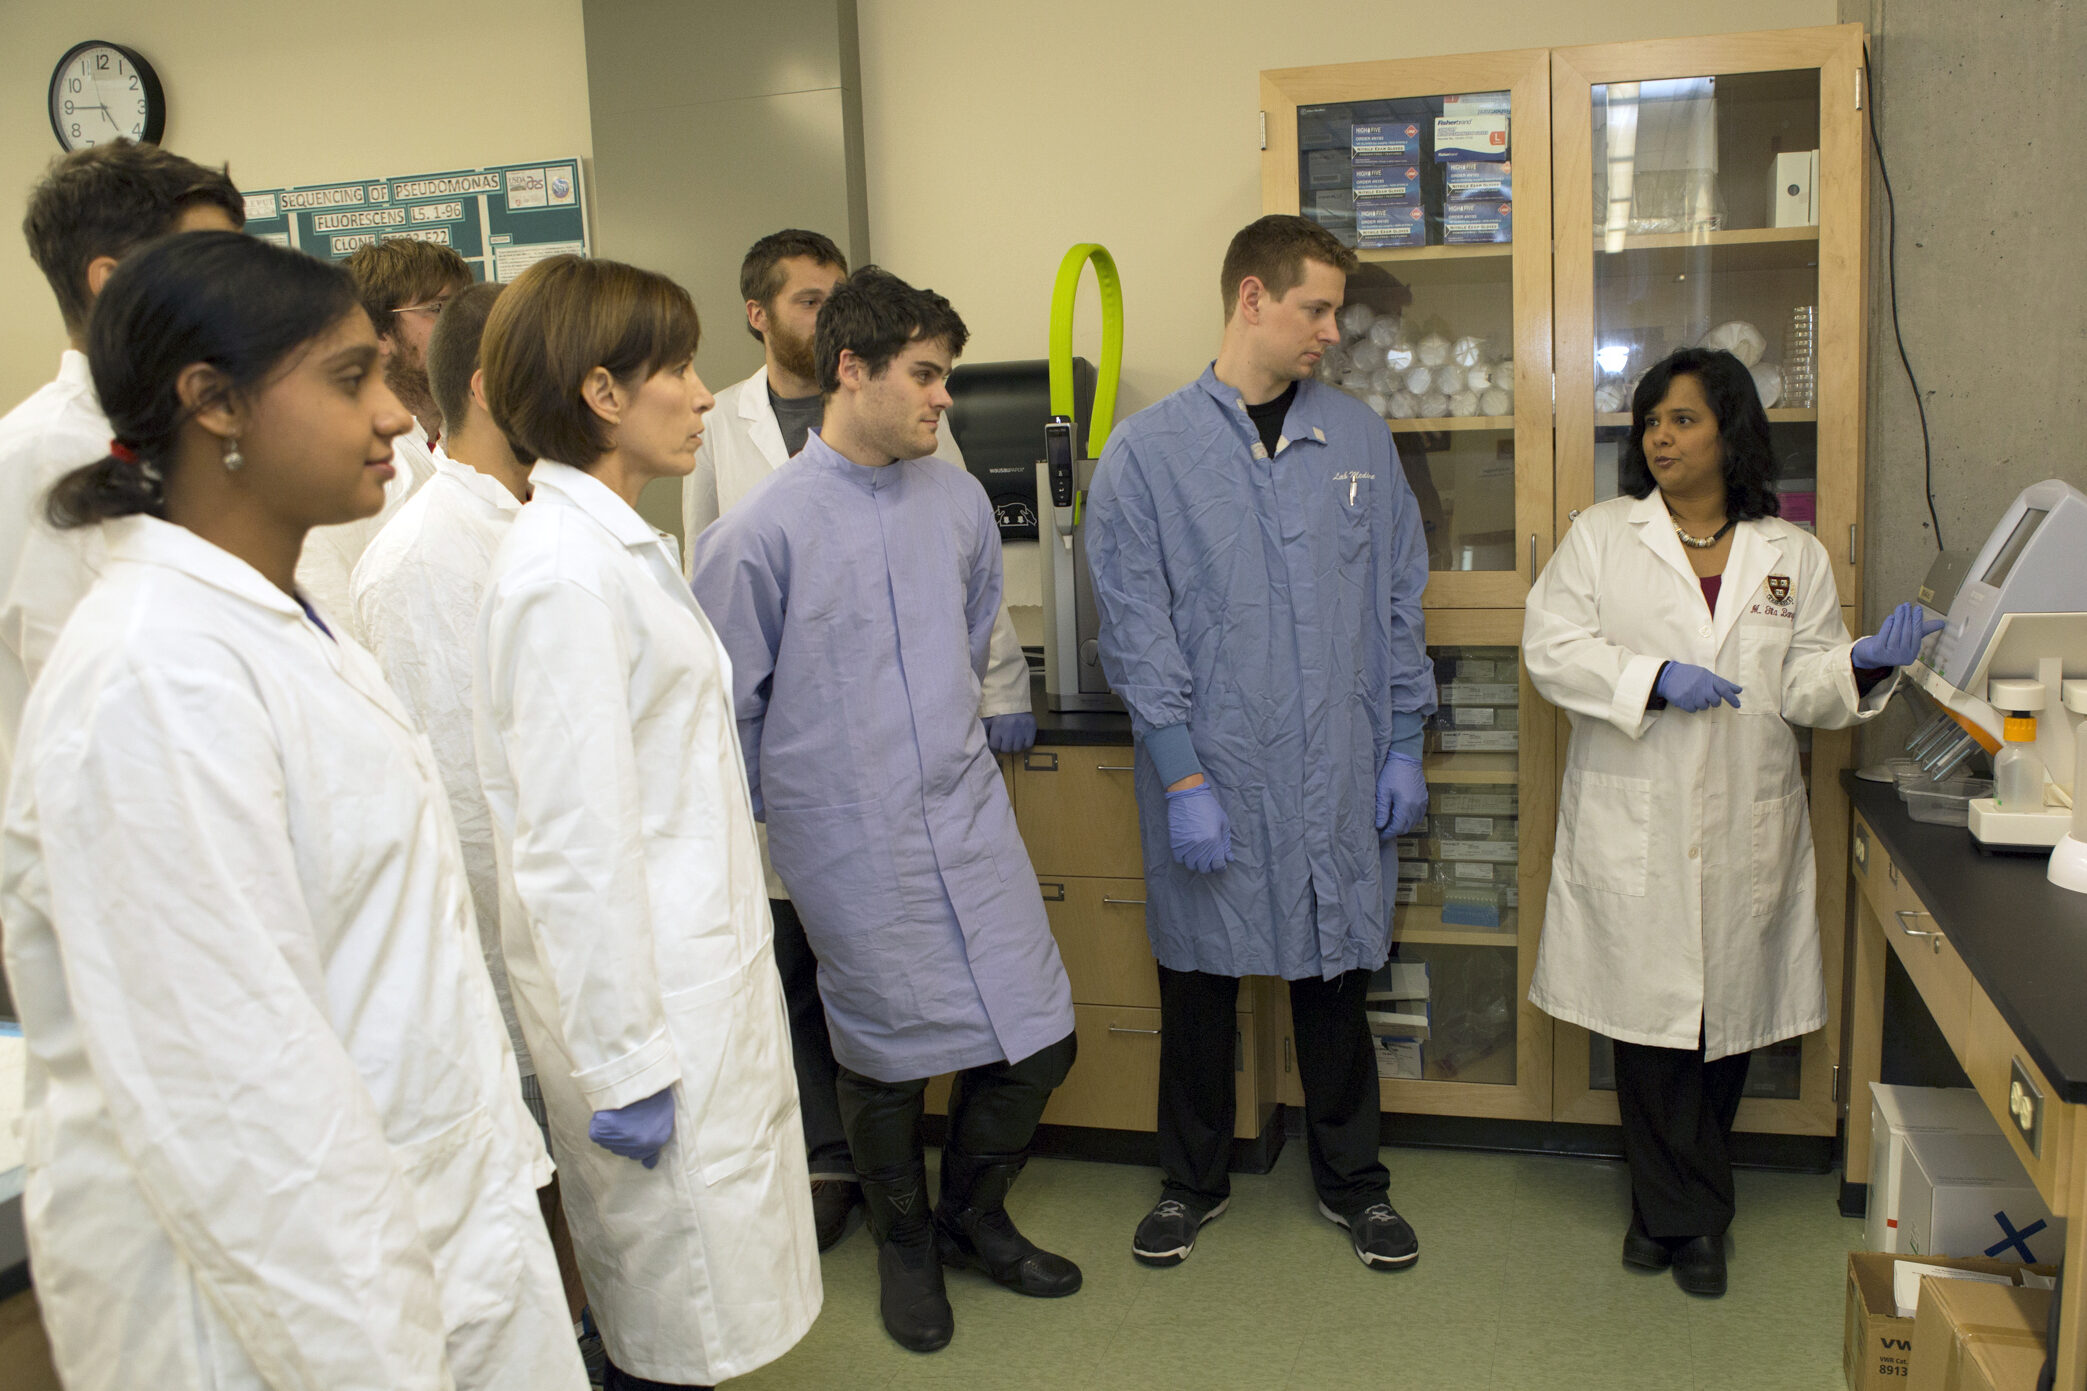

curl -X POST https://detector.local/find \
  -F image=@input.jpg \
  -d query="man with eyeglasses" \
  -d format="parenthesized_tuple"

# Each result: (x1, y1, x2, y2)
(295, 238, 472, 638)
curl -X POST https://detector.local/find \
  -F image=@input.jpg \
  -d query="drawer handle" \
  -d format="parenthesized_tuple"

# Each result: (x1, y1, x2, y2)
(1102, 896, 1147, 906)
(1095, 764, 1137, 772)
(1894, 908, 1942, 954)
(1107, 1026, 1162, 1036)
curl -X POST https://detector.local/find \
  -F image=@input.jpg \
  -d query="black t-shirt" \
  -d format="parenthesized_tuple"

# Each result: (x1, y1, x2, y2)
(768, 386, 824, 458)
(1245, 382, 1297, 457)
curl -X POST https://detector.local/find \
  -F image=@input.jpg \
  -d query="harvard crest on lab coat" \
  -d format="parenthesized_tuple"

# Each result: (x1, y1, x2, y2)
(475, 461, 819, 1385)
(2, 516, 581, 1391)
(1522, 493, 1895, 1060)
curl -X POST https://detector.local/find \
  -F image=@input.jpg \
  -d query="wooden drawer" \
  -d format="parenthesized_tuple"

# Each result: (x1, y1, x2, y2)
(1965, 989, 2076, 1214)
(1036, 1004, 1259, 1137)
(1014, 746, 1144, 879)
(1878, 875, 1974, 1062)
(1041, 877, 1161, 1008)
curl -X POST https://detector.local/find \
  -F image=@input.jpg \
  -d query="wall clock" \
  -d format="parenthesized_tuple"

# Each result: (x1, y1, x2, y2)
(49, 41, 166, 151)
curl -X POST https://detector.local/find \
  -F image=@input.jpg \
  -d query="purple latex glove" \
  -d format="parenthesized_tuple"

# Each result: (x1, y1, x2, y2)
(983, 711, 1038, 753)
(1852, 601, 1946, 669)
(1165, 782, 1233, 874)
(1376, 750, 1428, 839)
(1655, 662, 1744, 713)
(589, 1086, 675, 1168)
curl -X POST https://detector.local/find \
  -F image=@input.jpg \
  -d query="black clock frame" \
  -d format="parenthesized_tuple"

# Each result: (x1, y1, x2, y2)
(49, 39, 167, 150)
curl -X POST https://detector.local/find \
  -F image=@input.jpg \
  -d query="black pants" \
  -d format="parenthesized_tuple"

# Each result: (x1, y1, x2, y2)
(1156, 965, 1389, 1215)
(770, 898, 853, 1177)
(1612, 1029, 1753, 1240)
(835, 1032, 1079, 1177)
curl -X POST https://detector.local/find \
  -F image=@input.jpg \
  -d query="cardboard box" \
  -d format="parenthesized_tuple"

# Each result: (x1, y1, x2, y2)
(1843, 1252, 2055, 1391)
(1434, 728, 1517, 752)
(1351, 120, 1425, 159)
(1441, 200, 1513, 244)
(1900, 1131, 2066, 1264)
(1351, 160, 1423, 200)
(1767, 149, 1819, 227)
(1433, 112, 1509, 161)
(1908, 1277, 2049, 1391)
(1373, 1036, 1423, 1079)
(1866, 1085, 1996, 1253)
(1432, 786, 1518, 817)
(1960, 1340, 2051, 1391)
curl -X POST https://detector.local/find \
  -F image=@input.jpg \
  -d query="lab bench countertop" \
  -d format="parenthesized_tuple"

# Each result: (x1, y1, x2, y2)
(1843, 772, 2087, 1103)
(1027, 672, 1134, 746)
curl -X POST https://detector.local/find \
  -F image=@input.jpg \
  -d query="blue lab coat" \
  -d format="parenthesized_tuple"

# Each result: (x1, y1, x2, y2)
(1086, 366, 1433, 980)
(688, 432, 1074, 1083)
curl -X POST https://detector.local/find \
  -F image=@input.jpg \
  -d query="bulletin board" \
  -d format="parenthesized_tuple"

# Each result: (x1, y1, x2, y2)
(239, 157, 589, 282)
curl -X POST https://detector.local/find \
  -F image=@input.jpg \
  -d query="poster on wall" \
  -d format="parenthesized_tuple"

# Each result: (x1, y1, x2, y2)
(239, 157, 588, 282)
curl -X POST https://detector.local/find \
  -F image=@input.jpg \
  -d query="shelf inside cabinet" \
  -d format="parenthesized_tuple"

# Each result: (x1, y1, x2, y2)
(1388, 415, 1515, 433)
(1595, 408, 1817, 428)
(1355, 242, 1514, 286)
(1392, 908, 1517, 948)
(1594, 225, 1819, 276)
(1421, 751, 1518, 784)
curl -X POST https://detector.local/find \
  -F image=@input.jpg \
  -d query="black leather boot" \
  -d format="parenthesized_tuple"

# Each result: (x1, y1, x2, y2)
(859, 1161, 954, 1352)
(933, 1147, 1082, 1297)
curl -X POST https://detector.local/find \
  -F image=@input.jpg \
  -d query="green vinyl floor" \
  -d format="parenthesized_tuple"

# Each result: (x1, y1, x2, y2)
(726, 1140, 1864, 1390)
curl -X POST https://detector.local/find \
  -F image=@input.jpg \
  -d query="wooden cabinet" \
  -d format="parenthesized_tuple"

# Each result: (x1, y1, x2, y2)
(1258, 25, 1870, 1142)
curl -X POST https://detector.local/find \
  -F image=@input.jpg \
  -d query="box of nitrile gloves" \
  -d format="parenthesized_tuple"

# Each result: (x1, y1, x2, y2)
(1304, 148, 1353, 190)
(1357, 201, 1427, 248)
(1351, 120, 1425, 160)
(1441, 201, 1513, 244)
(1351, 160, 1423, 200)
(1433, 112, 1508, 161)
(1443, 160, 1512, 201)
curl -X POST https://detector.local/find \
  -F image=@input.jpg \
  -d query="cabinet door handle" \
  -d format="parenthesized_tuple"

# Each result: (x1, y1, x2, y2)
(1095, 764, 1137, 772)
(1108, 1025, 1162, 1036)
(1894, 908, 1943, 954)
(1528, 533, 1537, 576)
(1101, 896, 1147, 906)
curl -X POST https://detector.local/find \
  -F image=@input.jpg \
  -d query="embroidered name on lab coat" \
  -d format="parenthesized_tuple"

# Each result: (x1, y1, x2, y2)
(1333, 470, 1376, 506)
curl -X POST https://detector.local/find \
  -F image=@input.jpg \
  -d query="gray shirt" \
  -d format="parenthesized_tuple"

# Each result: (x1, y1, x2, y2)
(767, 386, 824, 459)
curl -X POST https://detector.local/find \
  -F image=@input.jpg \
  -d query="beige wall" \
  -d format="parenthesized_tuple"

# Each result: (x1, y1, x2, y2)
(855, 0, 1837, 422)
(0, 0, 591, 404)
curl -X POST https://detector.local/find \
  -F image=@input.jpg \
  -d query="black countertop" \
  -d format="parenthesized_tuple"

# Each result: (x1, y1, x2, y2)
(1844, 772, 2087, 1103)
(1028, 672, 1133, 746)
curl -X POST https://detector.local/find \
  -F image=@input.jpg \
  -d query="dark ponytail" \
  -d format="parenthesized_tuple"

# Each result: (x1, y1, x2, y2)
(47, 230, 359, 528)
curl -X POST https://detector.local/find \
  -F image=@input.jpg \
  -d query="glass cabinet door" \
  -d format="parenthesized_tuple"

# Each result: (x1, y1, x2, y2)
(1261, 48, 1554, 610)
(1552, 27, 1868, 611)
(1382, 609, 1557, 1122)
(1547, 27, 1866, 1137)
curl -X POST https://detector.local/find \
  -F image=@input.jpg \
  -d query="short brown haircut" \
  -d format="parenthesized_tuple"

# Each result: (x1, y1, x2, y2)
(481, 255, 700, 469)
(344, 238, 471, 336)
(425, 280, 504, 436)
(1219, 214, 1358, 319)
(23, 139, 245, 334)
(738, 228, 847, 342)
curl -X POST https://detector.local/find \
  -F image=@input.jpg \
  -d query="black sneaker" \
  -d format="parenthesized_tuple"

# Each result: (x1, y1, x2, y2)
(811, 1178, 864, 1252)
(1131, 1195, 1229, 1267)
(1318, 1199, 1419, 1269)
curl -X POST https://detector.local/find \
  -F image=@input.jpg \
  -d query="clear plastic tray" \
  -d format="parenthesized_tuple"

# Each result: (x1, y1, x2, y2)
(1903, 778, 1995, 827)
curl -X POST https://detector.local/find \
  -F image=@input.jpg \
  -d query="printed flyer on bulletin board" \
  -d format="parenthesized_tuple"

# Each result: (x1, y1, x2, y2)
(240, 158, 589, 283)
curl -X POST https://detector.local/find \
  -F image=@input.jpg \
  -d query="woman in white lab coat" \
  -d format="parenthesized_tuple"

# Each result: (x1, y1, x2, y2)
(0, 231, 585, 1391)
(1523, 348, 1937, 1298)
(473, 255, 820, 1390)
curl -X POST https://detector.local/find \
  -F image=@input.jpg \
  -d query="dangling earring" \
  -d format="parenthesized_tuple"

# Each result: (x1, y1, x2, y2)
(222, 436, 244, 472)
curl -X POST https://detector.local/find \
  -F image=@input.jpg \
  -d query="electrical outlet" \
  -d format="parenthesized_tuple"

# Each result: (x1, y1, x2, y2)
(2007, 1059, 2044, 1159)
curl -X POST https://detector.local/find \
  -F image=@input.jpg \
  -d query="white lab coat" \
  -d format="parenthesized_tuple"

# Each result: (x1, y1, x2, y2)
(297, 419, 438, 643)
(475, 461, 819, 1384)
(1522, 493, 1895, 1060)
(0, 515, 581, 1391)
(0, 350, 112, 787)
(351, 447, 531, 1076)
